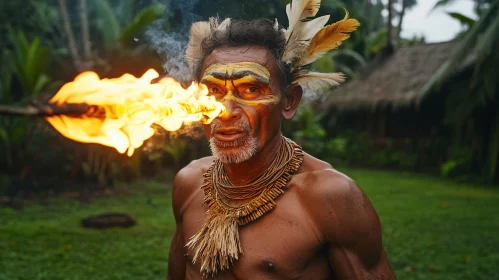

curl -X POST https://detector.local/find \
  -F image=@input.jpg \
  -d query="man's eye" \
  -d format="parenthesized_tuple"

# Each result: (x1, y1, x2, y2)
(208, 87, 224, 97)
(242, 86, 262, 96)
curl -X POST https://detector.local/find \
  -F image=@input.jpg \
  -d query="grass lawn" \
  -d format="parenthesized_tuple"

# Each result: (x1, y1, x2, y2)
(0, 181, 175, 280)
(1, 168, 499, 279)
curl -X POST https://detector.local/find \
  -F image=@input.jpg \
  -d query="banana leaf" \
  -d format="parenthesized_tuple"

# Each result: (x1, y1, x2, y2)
(419, 1, 498, 100)
(447, 12, 476, 29)
(7, 31, 50, 96)
(119, 3, 165, 47)
(94, 0, 121, 50)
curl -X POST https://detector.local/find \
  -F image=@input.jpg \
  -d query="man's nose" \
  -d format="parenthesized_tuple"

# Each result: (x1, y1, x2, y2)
(219, 99, 242, 121)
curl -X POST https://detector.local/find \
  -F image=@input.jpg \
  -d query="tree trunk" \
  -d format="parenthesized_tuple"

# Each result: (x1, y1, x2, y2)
(364, 0, 372, 33)
(79, 0, 94, 71)
(58, 0, 82, 71)
(387, 0, 393, 50)
(397, 0, 408, 44)
(80, 0, 91, 61)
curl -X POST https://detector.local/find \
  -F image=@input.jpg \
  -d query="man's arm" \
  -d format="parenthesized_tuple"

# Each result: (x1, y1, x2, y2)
(314, 170, 396, 279)
(167, 227, 186, 280)
(167, 168, 190, 280)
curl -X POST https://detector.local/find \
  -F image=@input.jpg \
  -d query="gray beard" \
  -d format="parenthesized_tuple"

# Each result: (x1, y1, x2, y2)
(209, 136, 259, 164)
(209, 118, 259, 164)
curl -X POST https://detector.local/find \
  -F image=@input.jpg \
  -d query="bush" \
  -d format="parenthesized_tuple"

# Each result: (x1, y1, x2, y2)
(440, 146, 473, 177)
(283, 105, 327, 157)
(322, 132, 442, 171)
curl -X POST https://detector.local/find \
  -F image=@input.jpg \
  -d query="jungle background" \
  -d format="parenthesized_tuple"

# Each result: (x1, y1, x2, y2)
(1, 0, 498, 279)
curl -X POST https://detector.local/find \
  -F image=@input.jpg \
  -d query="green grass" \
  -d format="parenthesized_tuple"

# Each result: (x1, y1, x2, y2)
(0, 181, 175, 280)
(1, 169, 499, 279)
(342, 168, 499, 280)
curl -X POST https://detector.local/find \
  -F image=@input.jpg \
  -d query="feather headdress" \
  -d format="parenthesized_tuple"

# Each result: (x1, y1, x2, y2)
(184, 0, 359, 92)
(282, 0, 359, 90)
(185, 17, 231, 73)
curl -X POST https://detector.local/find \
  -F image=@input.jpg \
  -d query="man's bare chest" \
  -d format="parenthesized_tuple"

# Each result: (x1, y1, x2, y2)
(181, 188, 331, 279)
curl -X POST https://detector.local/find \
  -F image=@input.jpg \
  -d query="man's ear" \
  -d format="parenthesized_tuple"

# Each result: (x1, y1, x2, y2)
(281, 83, 303, 120)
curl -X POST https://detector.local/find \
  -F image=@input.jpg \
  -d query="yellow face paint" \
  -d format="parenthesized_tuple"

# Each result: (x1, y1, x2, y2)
(220, 92, 281, 106)
(203, 62, 271, 82)
(200, 62, 280, 106)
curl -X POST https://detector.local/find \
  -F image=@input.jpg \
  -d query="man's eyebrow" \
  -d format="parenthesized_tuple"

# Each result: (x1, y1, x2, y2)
(204, 71, 270, 84)
(204, 72, 230, 80)
(231, 71, 270, 84)
(200, 75, 226, 84)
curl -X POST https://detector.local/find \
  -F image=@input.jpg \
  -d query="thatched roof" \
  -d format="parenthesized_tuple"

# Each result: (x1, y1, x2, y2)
(325, 41, 474, 110)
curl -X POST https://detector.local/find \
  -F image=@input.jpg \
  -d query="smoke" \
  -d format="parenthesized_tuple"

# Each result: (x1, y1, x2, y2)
(145, 0, 201, 84)
(146, 27, 191, 83)
(140, 0, 212, 154)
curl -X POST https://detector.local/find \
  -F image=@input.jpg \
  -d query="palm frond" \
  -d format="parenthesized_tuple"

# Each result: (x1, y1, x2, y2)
(419, 1, 498, 101)
(119, 3, 165, 46)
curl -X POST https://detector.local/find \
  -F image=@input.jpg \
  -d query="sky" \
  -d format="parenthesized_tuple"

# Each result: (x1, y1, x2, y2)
(400, 0, 478, 43)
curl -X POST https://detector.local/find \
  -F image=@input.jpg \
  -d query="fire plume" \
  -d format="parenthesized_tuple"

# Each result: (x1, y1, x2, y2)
(45, 69, 225, 156)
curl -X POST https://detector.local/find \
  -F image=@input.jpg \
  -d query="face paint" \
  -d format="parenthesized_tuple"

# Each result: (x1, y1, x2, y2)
(203, 62, 271, 82)
(200, 62, 280, 106)
(219, 92, 281, 106)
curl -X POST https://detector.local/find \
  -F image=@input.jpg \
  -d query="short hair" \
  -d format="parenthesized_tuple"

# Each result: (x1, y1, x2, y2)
(193, 18, 292, 92)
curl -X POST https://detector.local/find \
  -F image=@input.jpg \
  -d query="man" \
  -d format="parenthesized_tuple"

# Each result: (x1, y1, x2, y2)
(168, 1, 396, 279)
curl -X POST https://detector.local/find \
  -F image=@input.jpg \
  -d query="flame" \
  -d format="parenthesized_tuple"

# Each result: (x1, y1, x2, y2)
(45, 69, 225, 156)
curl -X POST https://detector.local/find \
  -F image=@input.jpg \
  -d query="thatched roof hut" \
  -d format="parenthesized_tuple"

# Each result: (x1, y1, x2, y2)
(325, 41, 475, 110)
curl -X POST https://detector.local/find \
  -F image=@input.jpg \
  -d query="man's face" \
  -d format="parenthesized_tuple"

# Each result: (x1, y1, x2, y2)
(200, 46, 284, 164)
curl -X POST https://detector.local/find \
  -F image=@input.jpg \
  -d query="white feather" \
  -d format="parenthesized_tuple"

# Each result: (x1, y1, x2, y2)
(282, 15, 329, 64)
(285, 0, 308, 40)
(295, 15, 329, 41)
(285, 0, 321, 40)
(209, 16, 219, 32)
(217, 18, 231, 33)
(293, 72, 345, 90)
(185, 21, 211, 66)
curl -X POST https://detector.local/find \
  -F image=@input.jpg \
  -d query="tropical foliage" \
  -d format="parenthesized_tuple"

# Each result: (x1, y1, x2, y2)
(420, 1, 499, 182)
(1, 0, 498, 197)
(0, 0, 172, 194)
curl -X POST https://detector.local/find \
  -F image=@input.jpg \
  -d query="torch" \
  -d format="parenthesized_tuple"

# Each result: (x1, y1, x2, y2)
(0, 69, 225, 156)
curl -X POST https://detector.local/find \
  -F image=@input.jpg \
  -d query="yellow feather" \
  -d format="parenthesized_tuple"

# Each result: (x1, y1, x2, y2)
(282, 15, 329, 64)
(301, 0, 321, 18)
(299, 11, 360, 66)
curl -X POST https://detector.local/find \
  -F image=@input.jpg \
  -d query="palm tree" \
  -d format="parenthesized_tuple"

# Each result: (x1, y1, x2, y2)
(396, 0, 418, 44)
(420, 1, 499, 182)
(387, 0, 394, 50)
(432, 0, 493, 15)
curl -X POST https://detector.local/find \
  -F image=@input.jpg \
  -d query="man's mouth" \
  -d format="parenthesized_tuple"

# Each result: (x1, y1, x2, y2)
(214, 128, 246, 142)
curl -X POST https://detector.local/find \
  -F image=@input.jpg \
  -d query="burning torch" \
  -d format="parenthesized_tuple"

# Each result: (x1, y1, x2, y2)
(0, 69, 225, 156)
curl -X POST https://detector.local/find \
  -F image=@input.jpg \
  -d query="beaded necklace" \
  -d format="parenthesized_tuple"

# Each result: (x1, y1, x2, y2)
(186, 136, 304, 278)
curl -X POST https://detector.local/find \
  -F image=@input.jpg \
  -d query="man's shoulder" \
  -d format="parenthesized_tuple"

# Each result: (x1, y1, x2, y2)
(295, 154, 372, 234)
(297, 153, 360, 199)
(171, 156, 214, 219)
(175, 156, 214, 183)
(295, 159, 388, 277)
